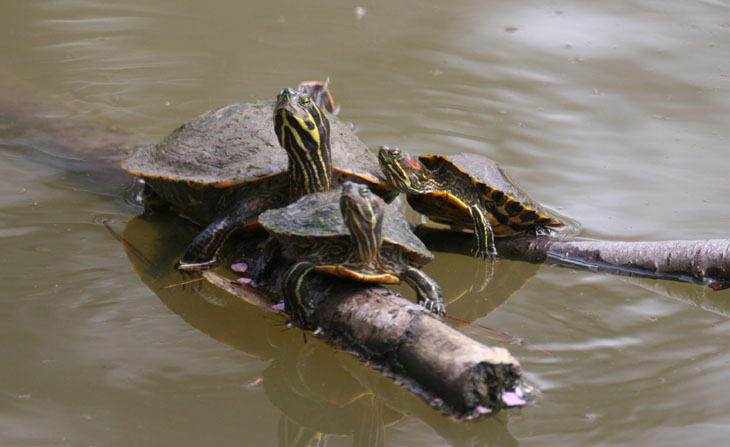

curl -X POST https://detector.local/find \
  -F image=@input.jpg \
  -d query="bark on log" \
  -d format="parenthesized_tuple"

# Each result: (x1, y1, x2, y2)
(204, 266, 526, 419)
(307, 279, 524, 417)
(416, 227, 730, 290)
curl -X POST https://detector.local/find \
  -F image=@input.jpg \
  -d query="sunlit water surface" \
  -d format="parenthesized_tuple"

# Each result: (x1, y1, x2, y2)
(1, 0, 729, 445)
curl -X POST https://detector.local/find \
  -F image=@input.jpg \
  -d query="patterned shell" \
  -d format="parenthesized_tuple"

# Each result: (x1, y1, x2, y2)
(123, 100, 388, 188)
(259, 189, 433, 264)
(420, 153, 564, 230)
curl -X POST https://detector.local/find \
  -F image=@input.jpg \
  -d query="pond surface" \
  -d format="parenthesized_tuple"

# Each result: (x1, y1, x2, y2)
(2, 0, 730, 445)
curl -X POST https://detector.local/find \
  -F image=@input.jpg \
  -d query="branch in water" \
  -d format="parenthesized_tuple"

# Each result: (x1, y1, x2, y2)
(415, 227, 730, 290)
(203, 267, 528, 420)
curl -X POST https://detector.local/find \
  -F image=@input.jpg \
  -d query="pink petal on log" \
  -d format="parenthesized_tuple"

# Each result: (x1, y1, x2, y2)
(236, 277, 252, 284)
(501, 392, 527, 407)
(231, 263, 248, 273)
(475, 405, 492, 414)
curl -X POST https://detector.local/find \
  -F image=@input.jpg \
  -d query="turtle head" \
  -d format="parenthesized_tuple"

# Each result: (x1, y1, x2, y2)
(340, 181, 385, 263)
(274, 88, 329, 152)
(377, 145, 432, 193)
(274, 87, 333, 200)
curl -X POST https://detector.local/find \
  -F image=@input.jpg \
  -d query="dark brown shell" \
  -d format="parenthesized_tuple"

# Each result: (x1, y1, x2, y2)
(124, 100, 389, 188)
(419, 153, 564, 232)
(122, 100, 395, 224)
(259, 189, 433, 266)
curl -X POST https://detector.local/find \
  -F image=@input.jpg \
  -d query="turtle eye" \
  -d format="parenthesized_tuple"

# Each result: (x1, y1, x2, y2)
(391, 149, 401, 159)
(300, 95, 312, 106)
(359, 187, 370, 197)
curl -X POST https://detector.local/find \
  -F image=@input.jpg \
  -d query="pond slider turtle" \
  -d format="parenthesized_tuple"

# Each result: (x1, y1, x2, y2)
(378, 146, 564, 259)
(258, 181, 445, 323)
(123, 83, 395, 271)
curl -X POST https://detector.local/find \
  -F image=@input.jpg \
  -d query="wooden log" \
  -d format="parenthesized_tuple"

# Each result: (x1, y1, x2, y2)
(305, 278, 524, 417)
(416, 227, 730, 290)
(204, 262, 527, 419)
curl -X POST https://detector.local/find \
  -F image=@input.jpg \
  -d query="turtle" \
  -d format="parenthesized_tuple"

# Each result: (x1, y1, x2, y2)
(123, 83, 395, 271)
(377, 146, 565, 260)
(258, 181, 445, 324)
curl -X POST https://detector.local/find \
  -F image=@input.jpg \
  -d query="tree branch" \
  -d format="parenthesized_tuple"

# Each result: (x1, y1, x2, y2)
(416, 227, 730, 290)
(204, 241, 528, 419)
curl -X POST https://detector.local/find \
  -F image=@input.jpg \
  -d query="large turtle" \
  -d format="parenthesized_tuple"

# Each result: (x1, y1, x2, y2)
(123, 83, 395, 270)
(258, 181, 445, 324)
(378, 146, 565, 260)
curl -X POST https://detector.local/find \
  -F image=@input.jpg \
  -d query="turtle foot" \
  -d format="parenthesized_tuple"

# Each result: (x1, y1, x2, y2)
(420, 299, 446, 316)
(285, 302, 313, 328)
(470, 243, 497, 261)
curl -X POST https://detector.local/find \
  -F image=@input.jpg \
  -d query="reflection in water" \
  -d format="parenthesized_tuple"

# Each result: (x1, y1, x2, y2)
(122, 211, 536, 444)
(3, 0, 730, 444)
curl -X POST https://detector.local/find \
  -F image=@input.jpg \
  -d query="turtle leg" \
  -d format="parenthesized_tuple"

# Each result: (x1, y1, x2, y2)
(177, 215, 243, 271)
(251, 237, 281, 285)
(402, 266, 445, 316)
(468, 204, 497, 260)
(282, 261, 317, 326)
(177, 186, 287, 272)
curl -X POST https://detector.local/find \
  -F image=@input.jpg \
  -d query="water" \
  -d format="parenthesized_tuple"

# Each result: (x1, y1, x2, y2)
(2, 0, 729, 445)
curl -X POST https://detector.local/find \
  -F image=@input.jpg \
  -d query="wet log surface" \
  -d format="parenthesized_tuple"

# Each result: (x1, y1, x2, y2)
(204, 234, 526, 419)
(417, 228, 730, 290)
(304, 278, 524, 417)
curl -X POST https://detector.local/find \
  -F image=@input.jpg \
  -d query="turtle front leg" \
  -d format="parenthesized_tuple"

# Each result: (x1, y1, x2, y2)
(177, 190, 270, 271)
(402, 266, 445, 316)
(177, 215, 239, 271)
(250, 237, 281, 285)
(468, 204, 497, 261)
(282, 261, 318, 326)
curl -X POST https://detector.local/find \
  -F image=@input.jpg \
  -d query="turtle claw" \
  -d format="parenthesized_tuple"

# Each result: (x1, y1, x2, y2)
(471, 242, 498, 262)
(285, 302, 313, 328)
(471, 248, 488, 260)
(176, 258, 218, 272)
(487, 252, 498, 264)
(487, 243, 498, 261)
(420, 299, 446, 316)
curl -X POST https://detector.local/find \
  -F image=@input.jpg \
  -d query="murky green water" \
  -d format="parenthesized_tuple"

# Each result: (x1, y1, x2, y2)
(2, 0, 730, 445)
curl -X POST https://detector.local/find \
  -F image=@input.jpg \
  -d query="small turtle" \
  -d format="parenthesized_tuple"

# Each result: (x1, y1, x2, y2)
(258, 181, 445, 323)
(123, 83, 395, 271)
(378, 146, 564, 259)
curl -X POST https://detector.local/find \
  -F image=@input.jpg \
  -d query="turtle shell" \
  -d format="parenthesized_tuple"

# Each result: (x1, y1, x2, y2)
(123, 100, 393, 223)
(417, 153, 564, 234)
(259, 189, 433, 268)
